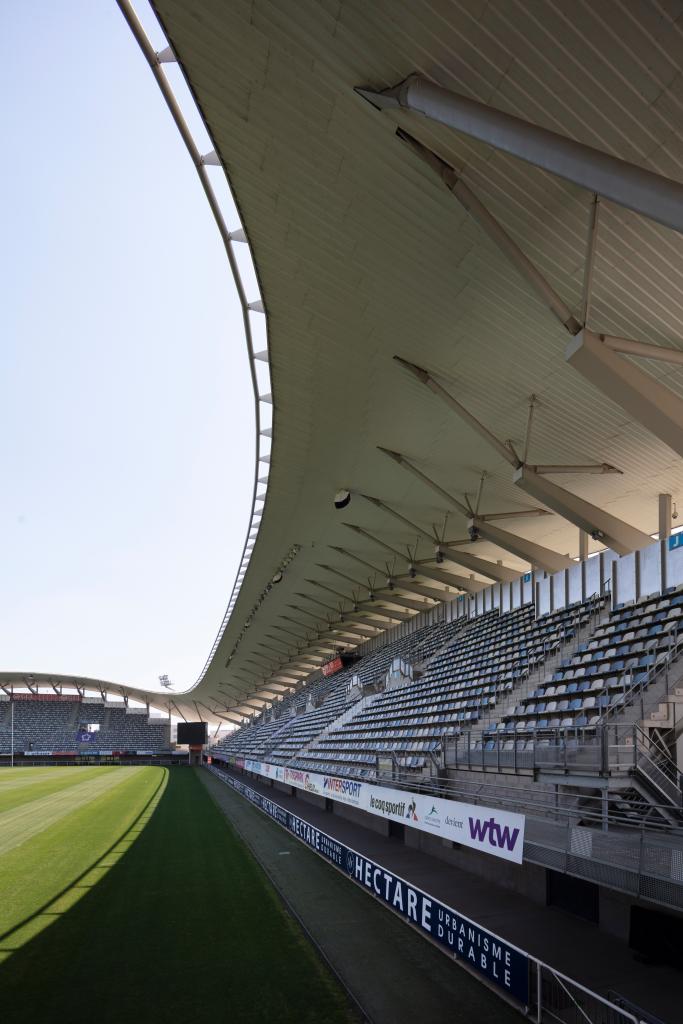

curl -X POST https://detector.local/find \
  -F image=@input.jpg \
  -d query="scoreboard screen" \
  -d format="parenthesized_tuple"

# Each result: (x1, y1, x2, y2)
(177, 722, 208, 746)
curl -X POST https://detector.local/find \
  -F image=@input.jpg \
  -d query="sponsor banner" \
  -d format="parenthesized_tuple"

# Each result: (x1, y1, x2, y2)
(211, 767, 528, 1004)
(241, 760, 524, 864)
(22, 750, 52, 756)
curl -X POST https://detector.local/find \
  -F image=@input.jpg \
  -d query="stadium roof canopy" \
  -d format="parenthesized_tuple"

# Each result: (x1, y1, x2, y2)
(9, 1, 683, 724)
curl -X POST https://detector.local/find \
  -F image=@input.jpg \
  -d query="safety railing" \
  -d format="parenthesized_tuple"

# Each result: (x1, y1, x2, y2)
(443, 723, 682, 806)
(530, 961, 639, 1024)
(376, 752, 683, 833)
(215, 748, 683, 910)
(599, 624, 681, 727)
(211, 765, 644, 1024)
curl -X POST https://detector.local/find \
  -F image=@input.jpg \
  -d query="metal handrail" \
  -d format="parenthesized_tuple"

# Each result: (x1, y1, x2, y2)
(340, 753, 683, 835)
(212, 765, 641, 1024)
(599, 623, 680, 726)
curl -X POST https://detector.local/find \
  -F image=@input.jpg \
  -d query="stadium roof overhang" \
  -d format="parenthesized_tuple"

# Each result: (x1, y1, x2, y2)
(21, 2, 683, 725)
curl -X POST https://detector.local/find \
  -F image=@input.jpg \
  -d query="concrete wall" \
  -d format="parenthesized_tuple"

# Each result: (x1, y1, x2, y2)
(298, 788, 326, 811)
(234, 767, 675, 945)
(403, 826, 547, 904)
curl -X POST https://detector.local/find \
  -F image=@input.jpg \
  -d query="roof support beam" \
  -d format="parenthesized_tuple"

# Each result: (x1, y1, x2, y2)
(270, 624, 309, 643)
(304, 579, 402, 627)
(343, 522, 413, 562)
(357, 74, 683, 235)
(305, 577, 359, 606)
(416, 562, 483, 591)
(316, 567, 412, 621)
(391, 579, 455, 602)
(396, 358, 648, 557)
(353, 609, 406, 627)
(308, 644, 343, 655)
(566, 329, 683, 459)
(234, 699, 267, 712)
(332, 622, 380, 638)
(409, 561, 475, 589)
(328, 628, 368, 642)
(368, 592, 436, 614)
(359, 493, 437, 543)
(244, 657, 279, 673)
(435, 546, 518, 582)
(376, 446, 540, 577)
(395, 128, 580, 333)
(513, 464, 652, 555)
(286, 607, 326, 629)
(171, 701, 187, 722)
(386, 377, 518, 470)
(469, 517, 574, 572)
(216, 711, 248, 725)
(257, 641, 294, 658)
(263, 659, 308, 678)
(328, 547, 393, 580)
(228, 676, 261, 695)
(330, 547, 445, 603)
(343, 521, 479, 587)
(477, 509, 551, 520)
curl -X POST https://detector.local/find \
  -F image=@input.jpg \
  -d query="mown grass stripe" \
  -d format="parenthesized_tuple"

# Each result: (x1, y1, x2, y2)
(0, 767, 143, 857)
(0, 766, 118, 816)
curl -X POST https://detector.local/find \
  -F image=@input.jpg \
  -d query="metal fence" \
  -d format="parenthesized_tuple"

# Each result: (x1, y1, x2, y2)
(370, 764, 683, 912)
(530, 961, 640, 1024)
(443, 724, 682, 807)
(212, 765, 647, 1024)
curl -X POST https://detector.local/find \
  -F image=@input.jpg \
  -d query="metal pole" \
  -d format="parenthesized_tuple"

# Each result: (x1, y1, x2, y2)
(602, 336, 683, 366)
(581, 195, 601, 326)
(11, 701, 14, 769)
(396, 129, 581, 334)
(601, 788, 608, 833)
(359, 74, 683, 235)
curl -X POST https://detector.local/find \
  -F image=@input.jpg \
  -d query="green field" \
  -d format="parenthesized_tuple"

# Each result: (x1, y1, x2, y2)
(0, 766, 356, 1023)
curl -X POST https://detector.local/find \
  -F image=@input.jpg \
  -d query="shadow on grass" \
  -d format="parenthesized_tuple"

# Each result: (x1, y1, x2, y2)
(0, 767, 168, 949)
(0, 768, 356, 1024)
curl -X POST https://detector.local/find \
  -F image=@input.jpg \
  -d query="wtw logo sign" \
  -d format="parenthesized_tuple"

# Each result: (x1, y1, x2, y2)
(468, 816, 521, 853)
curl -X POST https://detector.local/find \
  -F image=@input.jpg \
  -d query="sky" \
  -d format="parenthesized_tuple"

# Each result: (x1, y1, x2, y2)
(0, 1, 256, 691)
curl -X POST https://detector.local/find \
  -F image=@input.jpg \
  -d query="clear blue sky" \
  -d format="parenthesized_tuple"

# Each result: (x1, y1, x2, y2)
(0, 2, 255, 689)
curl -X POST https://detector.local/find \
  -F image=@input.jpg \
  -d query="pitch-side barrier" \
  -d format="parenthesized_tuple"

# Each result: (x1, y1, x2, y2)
(208, 765, 644, 1024)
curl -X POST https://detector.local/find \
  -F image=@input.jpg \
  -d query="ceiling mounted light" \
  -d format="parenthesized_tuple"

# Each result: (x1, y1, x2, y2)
(334, 489, 351, 510)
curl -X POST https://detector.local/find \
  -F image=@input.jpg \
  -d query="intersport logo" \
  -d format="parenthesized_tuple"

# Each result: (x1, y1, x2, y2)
(468, 816, 521, 852)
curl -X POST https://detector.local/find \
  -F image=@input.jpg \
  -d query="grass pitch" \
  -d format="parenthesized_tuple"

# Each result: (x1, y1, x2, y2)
(0, 766, 357, 1023)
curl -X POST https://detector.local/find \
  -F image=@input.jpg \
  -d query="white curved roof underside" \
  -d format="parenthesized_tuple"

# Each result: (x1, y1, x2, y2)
(15, 1, 683, 724)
